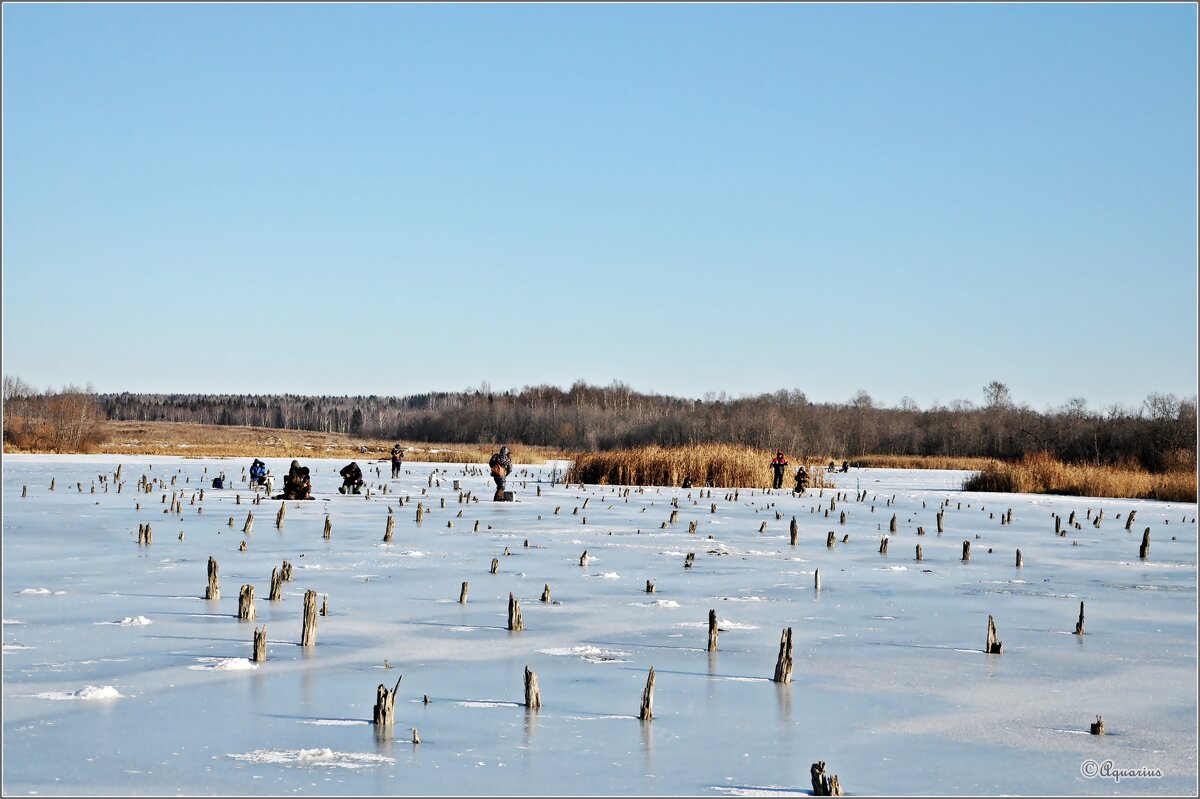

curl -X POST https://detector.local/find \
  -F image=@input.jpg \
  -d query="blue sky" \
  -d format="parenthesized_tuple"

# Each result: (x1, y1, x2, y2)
(3, 3, 1196, 411)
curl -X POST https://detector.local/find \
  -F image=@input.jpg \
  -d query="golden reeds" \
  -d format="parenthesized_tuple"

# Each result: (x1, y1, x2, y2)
(567, 444, 831, 489)
(963, 452, 1196, 502)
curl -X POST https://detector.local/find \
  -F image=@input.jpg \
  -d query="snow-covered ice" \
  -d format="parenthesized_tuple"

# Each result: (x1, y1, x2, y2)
(2, 453, 1196, 795)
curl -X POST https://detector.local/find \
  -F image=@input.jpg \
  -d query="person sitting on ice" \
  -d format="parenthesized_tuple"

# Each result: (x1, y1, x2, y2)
(338, 461, 364, 494)
(794, 465, 809, 494)
(277, 460, 314, 500)
(249, 459, 267, 486)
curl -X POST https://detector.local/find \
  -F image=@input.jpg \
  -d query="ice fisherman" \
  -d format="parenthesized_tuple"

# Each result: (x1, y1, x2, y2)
(770, 451, 789, 490)
(488, 446, 513, 500)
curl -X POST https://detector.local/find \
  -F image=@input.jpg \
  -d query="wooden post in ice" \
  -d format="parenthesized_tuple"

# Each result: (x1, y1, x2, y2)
(826, 531, 835, 548)
(810, 761, 843, 797)
(21, 485, 27, 498)
(1125, 510, 1136, 531)
(1054, 515, 1061, 535)
(320, 594, 328, 616)
(541, 583, 551, 603)
(383, 514, 395, 543)
(579, 549, 590, 567)
(985, 615, 1003, 653)
(300, 590, 317, 646)
(524, 666, 541, 710)
(373, 676, 402, 728)
(1074, 601, 1085, 635)
(639, 667, 655, 721)
(238, 584, 255, 621)
(707, 608, 718, 651)
(1139, 528, 1150, 559)
(1015, 548, 1023, 568)
(879, 536, 889, 555)
(789, 516, 798, 546)
(772, 627, 794, 683)
(459, 581, 469, 603)
(961, 541, 971, 561)
(243, 512, 254, 534)
(490, 558, 499, 575)
(205, 556, 220, 599)
(915, 544, 923, 562)
(323, 516, 332, 540)
(269, 567, 282, 601)
(889, 513, 897, 533)
(508, 592, 524, 631)
(936, 511, 944, 533)
(1090, 715, 1105, 735)
(275, 501, 285, 529)
(814, 569, 821, 591)
(416, 502, 424, 524)
(645, 580, 655, 594)
(252, 625, 267, 662)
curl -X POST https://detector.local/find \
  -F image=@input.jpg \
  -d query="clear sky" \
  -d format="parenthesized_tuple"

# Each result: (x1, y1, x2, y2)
(3, 3, 1196, 412)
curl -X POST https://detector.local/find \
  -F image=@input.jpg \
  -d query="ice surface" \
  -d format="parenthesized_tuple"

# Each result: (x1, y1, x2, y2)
(2, 454, 1196, 796)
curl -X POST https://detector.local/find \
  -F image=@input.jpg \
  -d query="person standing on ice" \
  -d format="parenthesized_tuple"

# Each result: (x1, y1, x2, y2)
(770, 450, 789, 489)
(390, 444, 405, 479)
(489, 446, 513, 500)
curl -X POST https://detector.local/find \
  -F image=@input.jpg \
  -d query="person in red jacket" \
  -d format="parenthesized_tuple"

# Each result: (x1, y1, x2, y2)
(769, 451, 788, 490)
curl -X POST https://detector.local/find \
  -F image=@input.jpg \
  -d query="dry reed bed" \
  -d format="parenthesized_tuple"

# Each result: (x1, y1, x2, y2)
(963, 452, 1197, 502)
(567, 444, 833, 489)
(849, 454, 997, 471)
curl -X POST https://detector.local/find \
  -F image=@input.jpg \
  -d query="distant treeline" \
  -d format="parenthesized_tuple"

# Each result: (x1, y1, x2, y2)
(90, 381, 1196, 473)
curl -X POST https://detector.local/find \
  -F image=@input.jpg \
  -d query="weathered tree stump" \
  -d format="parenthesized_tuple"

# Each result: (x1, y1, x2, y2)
(811, 761, 843, 796)
(879, 536, 889, 554)
(541, 584, 551, 603)
(238, 584, 255, 620)
(252, 625, 267, 662)
(490, 558, 499, 574)
(323, 516, 332, 540)
(411, 727, 420, 744)
(758, 521, 768, 533)
(374, 676, 402, 727)
(416, 503, 424, 524)
(684, 552, 695, 569)
(1139, 528, 1150, 559)
(645, 580, 655, 594)
(1074, 601, 1085, 635)
(301, 590, 317, 646)
(459, 581, 469, 603)
(772, 627, 794, 683)
(789, 516, 798, 546)
(889, 513, 897, 533)
(275, 501, 285, 529)
(1068, 510, 1076, 527)
(707, 608, 718, 651)
(524, 665, 541, 710)
(670, 510, 679, 525)
(962, 540, 971, 561)
(1090, 715, 1105, 735)
(915, 544, 923, 562)
(269, 567, 282, 601)
(814, 569, 821, 591)
(1125, 510, 1137, 531)
(21, 485, 27, 498)
(689, 519, 698, 533)
(639, 667, 655, 721)
(826, 531, 836, 548)
(281, 560, 293, 581)
(580, 550, 589, 566)
(840, 511, 847, 525)
(320, 593, 328, 616)
(936, 511, 944, 533)
(508, 592, 524, 631)
(205, 556, 220, 599)
(986, 614, 1003, 653)
(241, 511, 254, 535)
(383, 514, 395, 543)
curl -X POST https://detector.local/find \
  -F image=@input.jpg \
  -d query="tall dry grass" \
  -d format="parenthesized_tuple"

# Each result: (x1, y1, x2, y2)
(567, 444, 835, 489)
(963, 452, 1197, 502)
(847, 454, 998, 471)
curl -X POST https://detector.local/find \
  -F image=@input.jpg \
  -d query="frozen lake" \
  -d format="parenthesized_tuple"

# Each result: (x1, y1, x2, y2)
(2, 454, 1197, 796)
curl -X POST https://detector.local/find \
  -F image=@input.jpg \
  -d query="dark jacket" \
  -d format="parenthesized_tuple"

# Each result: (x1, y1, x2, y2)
(340, 462, 363, 484)
(391, 445, 404, 463)
(770, 454, 788, 475)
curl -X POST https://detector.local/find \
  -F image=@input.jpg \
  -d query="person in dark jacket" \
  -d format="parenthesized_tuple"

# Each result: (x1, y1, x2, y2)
(249, 459, 267, 486)
(488, 446, 513, 498)
(278, 460, 313, 500)
(339, 461, 364, 494)
(769, 451, 788, 490)
(390, 445, 405, 479)
(794, 465, 809, 494)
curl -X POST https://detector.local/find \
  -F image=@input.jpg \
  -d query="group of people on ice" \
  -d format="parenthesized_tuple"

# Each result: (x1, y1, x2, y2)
(769, 451, 850, 494)
(230, 444, 514, 502)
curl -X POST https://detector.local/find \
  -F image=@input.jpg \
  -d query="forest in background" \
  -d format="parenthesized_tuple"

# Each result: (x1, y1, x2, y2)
(6, 377, 1194, 475)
